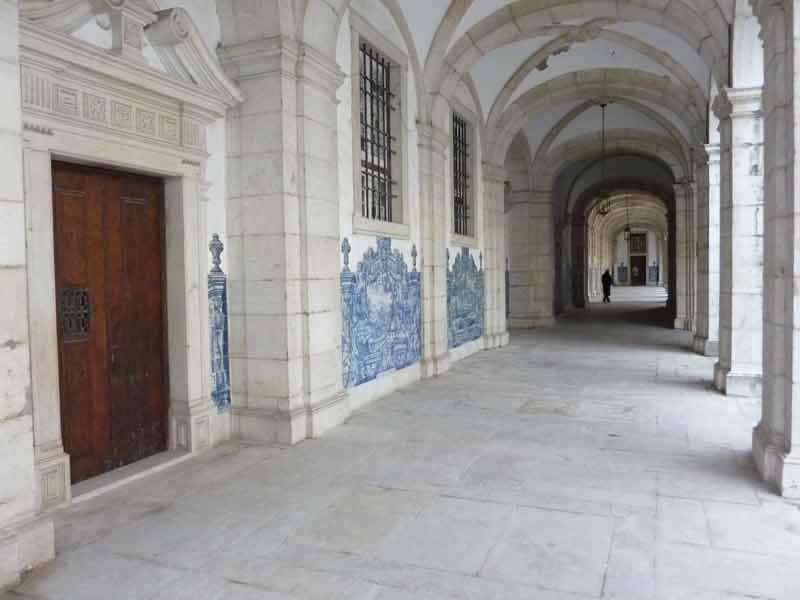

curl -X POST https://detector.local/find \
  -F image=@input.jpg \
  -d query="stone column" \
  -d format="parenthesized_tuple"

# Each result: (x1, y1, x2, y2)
(221, 39, 345, 444)
(751, 0, 800, 497)
(693, 145, 721, 355)
(673, 182, 694, 330)
(418, 124, 451, 377)
(0, 1, 54, 588)
(483, 163, 509, 348)
(713, 87, 763, 397)
(525, 189, 556, 324)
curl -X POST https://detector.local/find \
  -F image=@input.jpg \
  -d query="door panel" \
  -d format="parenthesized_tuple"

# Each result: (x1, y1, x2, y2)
(630, 255, 647, 286)
(53, 162, 166, 483)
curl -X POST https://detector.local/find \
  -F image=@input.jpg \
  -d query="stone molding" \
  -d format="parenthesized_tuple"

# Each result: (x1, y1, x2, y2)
(713, 86, 763, 121)
(417, 122, 450, 155)
(20, 19, 241, 155)
(482, 161, 507, 184)
(147, 8, 244, 106)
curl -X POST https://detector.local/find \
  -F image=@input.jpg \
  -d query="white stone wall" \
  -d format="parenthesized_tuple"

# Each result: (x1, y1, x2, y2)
(0, 1, 54, 589)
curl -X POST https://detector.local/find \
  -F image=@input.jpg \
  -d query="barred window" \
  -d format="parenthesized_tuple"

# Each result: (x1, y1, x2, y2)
(452, 112, 471, 236)
(359, 41, 397, 222)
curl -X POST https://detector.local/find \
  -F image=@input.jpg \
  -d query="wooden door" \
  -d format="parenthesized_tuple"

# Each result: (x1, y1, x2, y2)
(630, 255, 647, 286)
(53, 162, 167, 483)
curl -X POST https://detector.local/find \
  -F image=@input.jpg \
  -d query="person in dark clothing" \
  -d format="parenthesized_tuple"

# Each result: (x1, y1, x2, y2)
(601, 269, 613, 303)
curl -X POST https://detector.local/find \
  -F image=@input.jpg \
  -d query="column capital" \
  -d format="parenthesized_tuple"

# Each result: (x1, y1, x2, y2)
(219, 34, 300, 80)
(482, 161, 507, 183)
(704, 143, 721, 164)
(713, 86, 763, 121)
(297, 44, 346, 100)
(417, 122, 449, 155)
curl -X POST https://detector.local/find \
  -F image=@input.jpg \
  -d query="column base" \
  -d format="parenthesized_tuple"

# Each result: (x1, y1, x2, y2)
(753, 423, 800, 499)
(307, 392, 350, 439)
(674, 317, 692, 331)
(34, 444, 71, 511)
(0, 514, 54, 590)
(714, 363, 762, 397)
(508, 316, 556, 329)
(483, 332, 509, 350)
(421, 352, 451, 379)
(170, 405, 214, 453)
(692, 335, 719, 357)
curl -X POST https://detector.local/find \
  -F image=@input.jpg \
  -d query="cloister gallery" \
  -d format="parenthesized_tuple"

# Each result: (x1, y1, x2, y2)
(2, 0, 800, 597)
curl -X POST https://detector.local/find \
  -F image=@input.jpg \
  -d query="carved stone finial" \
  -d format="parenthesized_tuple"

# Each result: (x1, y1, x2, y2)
(411, 244, 418, 271)
(209, 233, 224, 273)
(341, 237, 351, 270)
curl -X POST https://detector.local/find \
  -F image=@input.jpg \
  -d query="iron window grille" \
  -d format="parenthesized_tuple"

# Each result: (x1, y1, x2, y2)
(452, 112, 471, 236)
(359, 40, 397, 223)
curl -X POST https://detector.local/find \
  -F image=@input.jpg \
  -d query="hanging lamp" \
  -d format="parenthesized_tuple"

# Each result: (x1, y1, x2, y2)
(624, 197, 632, 242)
(597, 103, 611, 216)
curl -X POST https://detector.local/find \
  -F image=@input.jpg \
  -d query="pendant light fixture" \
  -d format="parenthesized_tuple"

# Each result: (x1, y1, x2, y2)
(597, 102, 611, 216)
(624, 197, 632, 242)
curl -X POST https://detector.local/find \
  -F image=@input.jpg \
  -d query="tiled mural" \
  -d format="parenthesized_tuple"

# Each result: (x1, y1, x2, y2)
(208, 234, 231, 412)
(448, 247, 485, 349)
(341, 237, 422, 389)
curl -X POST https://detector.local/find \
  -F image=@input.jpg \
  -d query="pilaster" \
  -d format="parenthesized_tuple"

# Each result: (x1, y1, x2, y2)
(672, 181, 694, 331)
(418, 123, 451, 377)
(713, 87, 764, 397)
(508, 187, 555, 328)
(693, 144, 721, 356)
(750, 0, 800, 497)
(0, 2, 55, 588)
(482, 162, 509, 348)
(221, 37, 347, 443)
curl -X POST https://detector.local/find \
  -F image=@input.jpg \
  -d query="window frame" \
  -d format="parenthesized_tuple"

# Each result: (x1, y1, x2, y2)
(449, 100, 479, 247)
(350, 11, 410, 239)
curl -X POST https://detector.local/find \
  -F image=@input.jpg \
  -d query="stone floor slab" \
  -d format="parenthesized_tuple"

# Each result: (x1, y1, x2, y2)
(6, 301, 800, 599)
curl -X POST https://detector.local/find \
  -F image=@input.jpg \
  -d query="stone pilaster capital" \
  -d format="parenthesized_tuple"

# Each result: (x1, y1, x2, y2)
(297, 44, 346, 100)
(704, 143, 721, 164)
(713, 86, 762, 121)
(417, 122, 449, 155)
(219, 34, 300, 81)
(482, 162, 507, 183)
(692, 145, 710, 167)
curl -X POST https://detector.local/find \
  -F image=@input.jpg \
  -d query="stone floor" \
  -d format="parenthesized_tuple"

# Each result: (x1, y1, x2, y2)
(7, 301, 800, 599)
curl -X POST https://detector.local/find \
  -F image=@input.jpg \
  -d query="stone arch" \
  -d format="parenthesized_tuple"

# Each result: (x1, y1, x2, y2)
(570, 179, 676, 313)
(430, 0, 730, 105)
(486, 69, 705, 165)
(542, 131, 690, 195)
(486, 28, 709, 135)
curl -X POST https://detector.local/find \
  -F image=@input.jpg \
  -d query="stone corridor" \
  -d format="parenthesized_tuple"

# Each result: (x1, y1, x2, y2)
(6, 301, 799, 600)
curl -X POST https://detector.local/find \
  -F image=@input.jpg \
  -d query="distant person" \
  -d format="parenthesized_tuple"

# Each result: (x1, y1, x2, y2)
(602, 269, 613, 303)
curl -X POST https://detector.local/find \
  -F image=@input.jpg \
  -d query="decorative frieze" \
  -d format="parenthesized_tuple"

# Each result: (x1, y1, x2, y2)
(136, 108, 156, 135)
(20, 64, 208, 153)
(110, 101, 132, 129)
(53, 84, 78, 116)
(447, 247, 485, 349)
(159, 115, 178, 142)
(83, 93, 106, 123)
(341, 237, 422, 389)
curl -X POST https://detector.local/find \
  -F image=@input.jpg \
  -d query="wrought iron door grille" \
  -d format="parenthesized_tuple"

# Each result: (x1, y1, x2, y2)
(359, 40, 397, 222)
(61, 285, 90, 340)
(452, 112, 470, 236)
